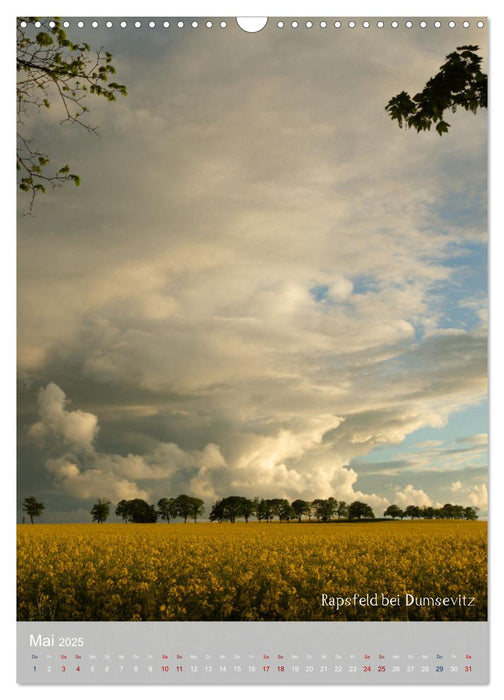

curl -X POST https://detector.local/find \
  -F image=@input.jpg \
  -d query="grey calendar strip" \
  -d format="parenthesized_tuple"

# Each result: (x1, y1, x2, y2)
(18, 621, 488, 684)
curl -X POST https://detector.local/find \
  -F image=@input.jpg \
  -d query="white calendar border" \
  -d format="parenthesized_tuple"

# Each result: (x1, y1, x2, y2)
(4, 1, 501, 698)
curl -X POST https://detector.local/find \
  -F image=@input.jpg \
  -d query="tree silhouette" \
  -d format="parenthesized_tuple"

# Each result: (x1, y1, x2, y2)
(256, 499, 274, 523)
(17, 17, 127, 211)
(112, 493, 479, 525)
(115, 499, 131, 523)
(464, 506, 479, 520)
(115, 498, 157, 523)
(404, 505, 422, 519)
(311, 497, 338, 521)
(348, 501, 375, 520)
(291, 499, 311, 522)
(336, 500, 348, 520)
(385, 45, 487, 136)
(172, 494, 205, 523)
(157, 497, 177, 523)
(209, 496, 255, 523)
(90, 498, 111, 523)
(189, 497, 205, 522)
(383, 504, 403, 520)
(22, 496, 44, 523)
(421, 506, 436, 519)
(239, 497, 256, 523)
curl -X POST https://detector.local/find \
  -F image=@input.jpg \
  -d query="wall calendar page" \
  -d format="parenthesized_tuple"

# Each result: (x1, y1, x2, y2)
(16, 11, 488, 686)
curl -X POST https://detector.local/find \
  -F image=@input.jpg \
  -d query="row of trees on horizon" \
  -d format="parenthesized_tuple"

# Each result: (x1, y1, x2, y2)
(21, 494, 480, 524)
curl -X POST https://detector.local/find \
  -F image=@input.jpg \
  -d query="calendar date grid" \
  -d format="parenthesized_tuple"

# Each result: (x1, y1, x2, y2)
(30, 649, 475, 678)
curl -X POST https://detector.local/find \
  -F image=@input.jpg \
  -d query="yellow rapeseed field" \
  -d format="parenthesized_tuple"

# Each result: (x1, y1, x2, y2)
(17, 520, 486, 622)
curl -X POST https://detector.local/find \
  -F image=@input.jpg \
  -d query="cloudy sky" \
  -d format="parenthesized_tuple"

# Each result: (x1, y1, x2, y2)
(17, 17, 487, 521)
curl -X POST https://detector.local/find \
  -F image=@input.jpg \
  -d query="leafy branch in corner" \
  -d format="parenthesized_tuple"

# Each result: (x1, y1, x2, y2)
(17, 17, 127, 212)
(385, 45, 487, 136)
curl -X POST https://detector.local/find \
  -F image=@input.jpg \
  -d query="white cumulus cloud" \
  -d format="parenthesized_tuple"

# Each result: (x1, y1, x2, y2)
(451, 481, 487, 510)
(394, 484, 432, 508)
(28, 383, 98, 454)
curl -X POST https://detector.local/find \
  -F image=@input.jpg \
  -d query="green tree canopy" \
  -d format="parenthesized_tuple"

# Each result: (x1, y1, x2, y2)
(385, 45, 487, 136)
(17, 17, 127, 210)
